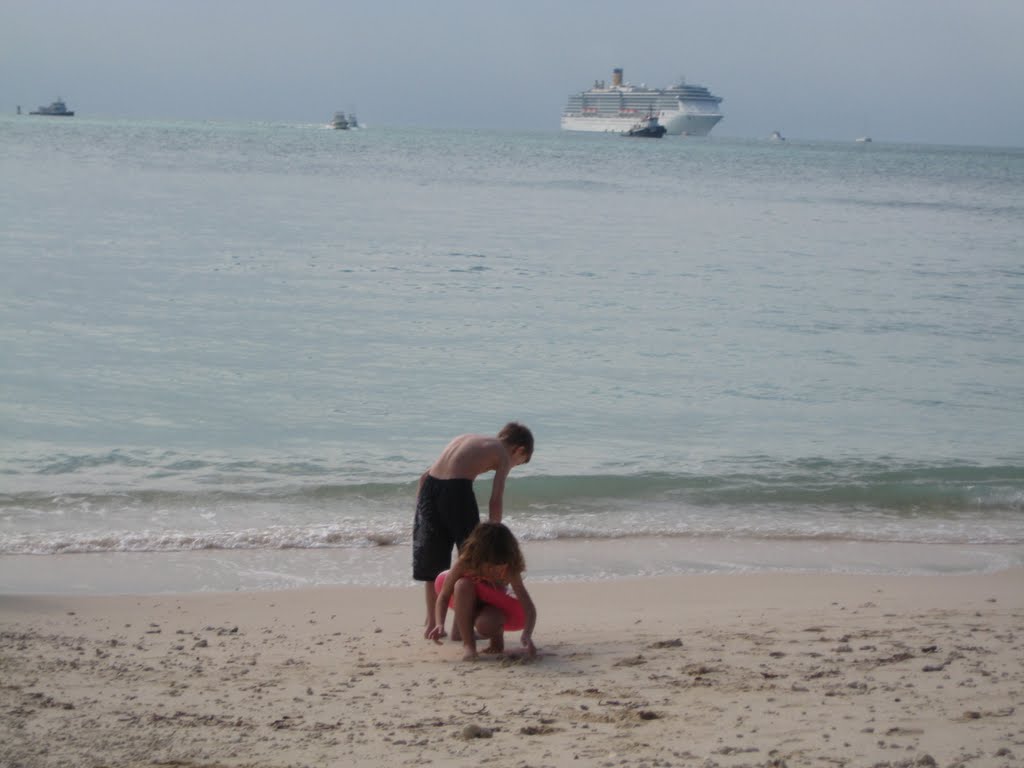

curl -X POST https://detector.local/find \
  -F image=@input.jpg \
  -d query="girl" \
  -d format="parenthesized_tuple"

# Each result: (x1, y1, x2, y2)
(427, 522, 537, 661)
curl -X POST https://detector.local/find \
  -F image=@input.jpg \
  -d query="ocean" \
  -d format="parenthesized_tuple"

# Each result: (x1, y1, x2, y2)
(2, 115, 1022, 594)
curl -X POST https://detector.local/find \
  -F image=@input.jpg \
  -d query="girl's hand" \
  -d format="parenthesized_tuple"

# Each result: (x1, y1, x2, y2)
(427, 625, 447, 644)
(521, 632, 536, 658)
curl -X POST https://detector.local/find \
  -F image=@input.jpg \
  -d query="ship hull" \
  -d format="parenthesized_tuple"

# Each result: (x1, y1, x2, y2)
(561, 108, 722, 136)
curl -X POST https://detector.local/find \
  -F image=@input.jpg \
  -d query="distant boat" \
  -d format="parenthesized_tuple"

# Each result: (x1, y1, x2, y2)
(348, 112, 359, 129)
(769, 130, 786, 142)
(30, 99, 74, 117)
(855, 115, 872, 143)
(331, 111, 350, 130)
(622, 113, 667, 138)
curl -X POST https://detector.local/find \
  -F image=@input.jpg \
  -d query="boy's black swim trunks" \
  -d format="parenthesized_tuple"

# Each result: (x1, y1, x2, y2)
(412, 475, 480, 581)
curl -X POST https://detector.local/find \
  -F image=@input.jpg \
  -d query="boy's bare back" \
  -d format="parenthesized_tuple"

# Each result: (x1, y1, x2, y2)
(429, 434, 509, 481)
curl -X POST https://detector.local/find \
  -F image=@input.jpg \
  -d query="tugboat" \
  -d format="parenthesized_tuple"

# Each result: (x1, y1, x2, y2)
(331, 111, 350, 130)
(30, 99, 74, 116)
(623, 113, 666, 138)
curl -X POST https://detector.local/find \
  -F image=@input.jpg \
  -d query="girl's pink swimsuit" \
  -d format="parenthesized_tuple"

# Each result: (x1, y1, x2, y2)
(434, 570, 526, 631)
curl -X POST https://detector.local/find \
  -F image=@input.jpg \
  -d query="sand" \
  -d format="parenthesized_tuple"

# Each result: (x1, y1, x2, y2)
(2, 569, 1022, 767)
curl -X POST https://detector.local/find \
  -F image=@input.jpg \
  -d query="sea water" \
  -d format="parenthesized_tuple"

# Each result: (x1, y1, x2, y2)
(1, 116, 1022, 593)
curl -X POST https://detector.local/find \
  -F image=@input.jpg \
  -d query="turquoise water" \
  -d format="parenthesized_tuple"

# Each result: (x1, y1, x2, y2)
(2, 116, 1022, 591)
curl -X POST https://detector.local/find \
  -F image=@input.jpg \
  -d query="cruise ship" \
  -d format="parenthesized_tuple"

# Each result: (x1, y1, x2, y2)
(561, 68, 723, 136)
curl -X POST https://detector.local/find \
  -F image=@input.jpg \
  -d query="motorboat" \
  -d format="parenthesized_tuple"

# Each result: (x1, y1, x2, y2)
(30, 99, 74, 116)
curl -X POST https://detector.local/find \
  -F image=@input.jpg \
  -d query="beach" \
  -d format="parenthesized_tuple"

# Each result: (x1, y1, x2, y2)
(3, 569, 1021, 767)
(3, 120, 1022, 766)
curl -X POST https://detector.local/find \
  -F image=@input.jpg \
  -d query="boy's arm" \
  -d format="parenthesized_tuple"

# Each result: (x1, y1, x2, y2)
(487, 456, 512, 523)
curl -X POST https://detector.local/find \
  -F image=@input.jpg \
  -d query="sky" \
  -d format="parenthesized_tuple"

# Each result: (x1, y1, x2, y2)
(3, 0, 1023, 146)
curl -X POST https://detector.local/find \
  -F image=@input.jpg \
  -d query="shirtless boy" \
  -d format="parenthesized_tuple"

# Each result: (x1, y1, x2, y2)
(412, 422, 534, 637)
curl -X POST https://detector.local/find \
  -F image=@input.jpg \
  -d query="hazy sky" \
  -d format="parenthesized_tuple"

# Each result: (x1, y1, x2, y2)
(4, 0, 1022, 146)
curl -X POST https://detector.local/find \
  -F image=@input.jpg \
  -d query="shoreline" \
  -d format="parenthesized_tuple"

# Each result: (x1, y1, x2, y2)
(4, 536, 1023, 596)
(2, 570, 1022, 767)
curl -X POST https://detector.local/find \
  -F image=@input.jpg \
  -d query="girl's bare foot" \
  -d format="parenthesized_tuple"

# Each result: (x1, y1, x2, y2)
(481, 636, 505, 655)
(462, 646, 479, 662)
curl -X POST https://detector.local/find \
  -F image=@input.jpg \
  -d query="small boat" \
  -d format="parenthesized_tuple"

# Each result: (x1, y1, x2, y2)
(623, 113, 666, 138)
(30, 99, 74, 116)
(855, 117, 872, 143)
(770, 130, 786, 142)
(348, 112, 359, 129)
(331, 111, 350, 130)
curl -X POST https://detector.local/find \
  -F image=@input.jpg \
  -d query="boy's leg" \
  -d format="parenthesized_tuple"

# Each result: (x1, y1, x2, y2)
(413, 477, 453, 638)
(423, 581, 438, 637)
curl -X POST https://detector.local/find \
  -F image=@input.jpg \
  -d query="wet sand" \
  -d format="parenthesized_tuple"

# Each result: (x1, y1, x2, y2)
(2, 570, 1022, 767)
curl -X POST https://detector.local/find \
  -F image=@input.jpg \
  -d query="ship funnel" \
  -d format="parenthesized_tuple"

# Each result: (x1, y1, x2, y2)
(612, 68, 623, 87)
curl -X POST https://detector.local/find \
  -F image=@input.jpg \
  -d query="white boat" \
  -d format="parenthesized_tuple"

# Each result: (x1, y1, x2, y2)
(331, 111, 350, 130)
(770, 130, 786, 142)
(561, 68, 723, 136)
(855, 116, 872, 143)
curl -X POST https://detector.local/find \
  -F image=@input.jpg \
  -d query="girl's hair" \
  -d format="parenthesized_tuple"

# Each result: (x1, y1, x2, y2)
(458, 522, 526, 576)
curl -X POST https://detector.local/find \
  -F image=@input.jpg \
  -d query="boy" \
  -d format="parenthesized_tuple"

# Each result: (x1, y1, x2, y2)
(412, 422, 534, 638)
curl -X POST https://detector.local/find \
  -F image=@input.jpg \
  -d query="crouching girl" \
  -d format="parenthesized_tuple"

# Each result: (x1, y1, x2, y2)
(427, 522, 537, 661)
